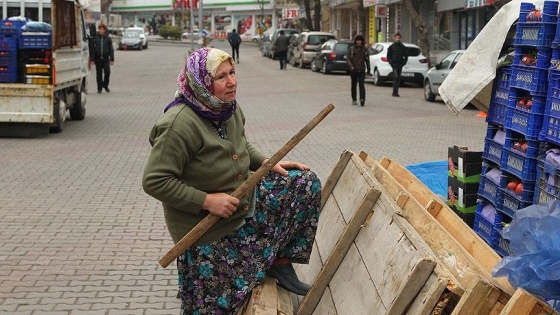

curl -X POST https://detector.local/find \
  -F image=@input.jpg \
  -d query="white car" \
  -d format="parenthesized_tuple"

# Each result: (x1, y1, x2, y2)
(120, 27, 148, 50)
(424, 50, 465, 102)
(368, 42, 428, 86)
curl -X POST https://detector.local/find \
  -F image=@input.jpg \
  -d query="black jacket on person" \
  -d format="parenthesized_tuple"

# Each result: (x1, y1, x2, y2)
(387, 42, 407, 67)
(347, 35, 371, 73)
(92, 34, 114, 62)
(274, 34, 290, 53)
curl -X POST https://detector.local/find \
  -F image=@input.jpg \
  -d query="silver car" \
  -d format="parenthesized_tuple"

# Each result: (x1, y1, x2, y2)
(291, 31, 336, 68)
(424, 50, 465, 102)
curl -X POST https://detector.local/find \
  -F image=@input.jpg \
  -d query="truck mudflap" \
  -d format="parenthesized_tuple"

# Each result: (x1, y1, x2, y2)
(0, 83, 54, 123)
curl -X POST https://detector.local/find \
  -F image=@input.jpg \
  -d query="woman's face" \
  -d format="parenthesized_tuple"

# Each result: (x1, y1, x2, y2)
(213, 60, 237, 101)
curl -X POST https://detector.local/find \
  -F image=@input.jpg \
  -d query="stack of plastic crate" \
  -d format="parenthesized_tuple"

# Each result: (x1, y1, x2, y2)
(474, 1, 559, 257)
(447, 146, 482, 228)
(0, 19, 24, 83)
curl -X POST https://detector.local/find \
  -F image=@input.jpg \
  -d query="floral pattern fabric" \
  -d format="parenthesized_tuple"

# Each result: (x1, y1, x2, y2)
(177, 170, 321, 314)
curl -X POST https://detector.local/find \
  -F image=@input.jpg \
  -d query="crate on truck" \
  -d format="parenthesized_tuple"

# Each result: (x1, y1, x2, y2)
(0, 0, 90, 137)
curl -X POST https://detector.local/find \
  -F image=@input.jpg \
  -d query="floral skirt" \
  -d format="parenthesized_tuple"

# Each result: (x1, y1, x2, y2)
(177, 170, 321, 314)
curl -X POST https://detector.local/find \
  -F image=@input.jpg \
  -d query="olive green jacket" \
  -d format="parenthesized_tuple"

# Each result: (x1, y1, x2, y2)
(142, 104, 267, 246)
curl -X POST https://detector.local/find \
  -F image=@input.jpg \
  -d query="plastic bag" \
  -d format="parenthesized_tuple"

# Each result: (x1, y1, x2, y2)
(492, 200, 560, 300)
(22, 21, 51, 33)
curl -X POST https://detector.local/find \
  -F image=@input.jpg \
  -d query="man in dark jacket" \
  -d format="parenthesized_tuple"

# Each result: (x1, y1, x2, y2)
(387, 33, 408, 97)
(274, 30, 290, 70)
(227, 29, 242, 63)
(347, 34, 371, 106)
(90, 24, 114, 94)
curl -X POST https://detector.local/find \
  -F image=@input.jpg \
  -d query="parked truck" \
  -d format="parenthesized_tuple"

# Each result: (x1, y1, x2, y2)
(0, 0, 89, 137)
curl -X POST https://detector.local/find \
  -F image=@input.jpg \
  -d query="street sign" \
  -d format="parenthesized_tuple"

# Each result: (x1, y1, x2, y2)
(282, 8, 298, 20)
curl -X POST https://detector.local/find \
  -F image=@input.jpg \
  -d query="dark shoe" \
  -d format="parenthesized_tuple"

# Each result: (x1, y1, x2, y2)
(237, 60, 239, 64)
(97, 90, 102, 94)
(267, 264, 310, 296)
(352, 100, 357, 105)
(104, 87, 110, 93)
(392, 93, 400, 97)
(360, 99, 365, 106)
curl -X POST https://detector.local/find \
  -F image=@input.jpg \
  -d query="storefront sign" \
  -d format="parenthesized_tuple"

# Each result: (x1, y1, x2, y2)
(376, 5, 386, 17)
(363, 0, 378, 8)
(282, 9, 298, 19)
(368, 7, 376, 44)
(465, 0, 495, 8)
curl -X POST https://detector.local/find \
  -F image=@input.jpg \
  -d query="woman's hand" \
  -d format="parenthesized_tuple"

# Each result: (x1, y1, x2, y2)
(203, 193, 240, 218)
(264, 159, 310, 176)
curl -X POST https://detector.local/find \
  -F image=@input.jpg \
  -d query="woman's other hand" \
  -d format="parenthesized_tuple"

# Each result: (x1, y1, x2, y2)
(264, 159, 310, 176)
(203, 193, 240, 218)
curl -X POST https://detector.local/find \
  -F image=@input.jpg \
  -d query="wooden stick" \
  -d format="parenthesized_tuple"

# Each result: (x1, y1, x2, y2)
(159, 103, 335, 268)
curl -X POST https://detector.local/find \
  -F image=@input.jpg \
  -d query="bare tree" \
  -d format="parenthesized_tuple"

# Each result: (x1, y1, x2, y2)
(401, 0, 430, 65)
(313, 0, 321, 31)
(304, 0, 314, 30)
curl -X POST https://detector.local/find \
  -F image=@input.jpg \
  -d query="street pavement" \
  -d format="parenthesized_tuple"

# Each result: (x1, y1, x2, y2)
(0, 38, 487, 314)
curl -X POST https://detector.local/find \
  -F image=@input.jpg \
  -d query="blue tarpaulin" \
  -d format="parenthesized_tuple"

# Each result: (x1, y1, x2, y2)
(405, 160, 448, 199)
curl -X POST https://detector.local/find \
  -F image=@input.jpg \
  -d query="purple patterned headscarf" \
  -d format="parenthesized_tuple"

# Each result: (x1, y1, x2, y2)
(164, 48, 237, 122)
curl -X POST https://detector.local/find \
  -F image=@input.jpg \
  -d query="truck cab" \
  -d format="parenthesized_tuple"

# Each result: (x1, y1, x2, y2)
(0, 0, 90, 137)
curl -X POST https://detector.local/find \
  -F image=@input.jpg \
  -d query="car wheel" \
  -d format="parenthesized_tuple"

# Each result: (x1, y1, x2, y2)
(322, 60, 329, 74)
(290, 55, 296, 66)
(299, 57, 305, 69)
(424, 80, 436, 102)
(262, 49, 267, 57)
(373, 69, 383, 86)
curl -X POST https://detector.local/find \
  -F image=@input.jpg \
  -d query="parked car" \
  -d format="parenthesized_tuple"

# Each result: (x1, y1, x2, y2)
(267, 28, 298, 59)
(287, 33, 299, 64)
(259, 29, 274, 57)
(367, 42, 428, 86)
(424, 50, 465, 101)
(119, 27, 148, 50)
(310, 39, 352, 74)
(291, 31, 337, 68)
(181, 29, 209, 40)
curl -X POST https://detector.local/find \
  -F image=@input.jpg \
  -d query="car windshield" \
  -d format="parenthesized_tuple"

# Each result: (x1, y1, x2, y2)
(335, 43, 350, 52)
(124, 30, 141, 38)
(308, 35, 335, 45)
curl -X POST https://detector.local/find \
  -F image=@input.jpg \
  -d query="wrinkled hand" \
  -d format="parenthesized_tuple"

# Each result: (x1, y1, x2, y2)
(203, 193, 240, 218)
(264, 159, 310, 176)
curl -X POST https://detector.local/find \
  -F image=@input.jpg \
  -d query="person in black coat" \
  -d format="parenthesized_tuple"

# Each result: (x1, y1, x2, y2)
(90, 24, 114, 94)
(273, 30, 290, 70)
(387, 33, 408, 97)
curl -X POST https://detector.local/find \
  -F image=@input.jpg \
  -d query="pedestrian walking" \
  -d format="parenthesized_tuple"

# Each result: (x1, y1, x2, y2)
(142, 47, 321, 314)
(346, 34, 371, 106)
(227, 29, 242, 63)
(90, 23, 114, 94)
(273, 30, 290, 70)
(387, 33, 408, 97)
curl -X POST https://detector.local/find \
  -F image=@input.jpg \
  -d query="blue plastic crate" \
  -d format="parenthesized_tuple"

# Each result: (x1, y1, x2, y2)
(0, 20, 25, 36)
(493, 228, 513, 257)
(534, 161, 560, 203)
(505, 107, 544, 140)
(0, 65, 17, 83)
(508, 89, 546, 115)
(0, 50, 16, 67)
(539, 115, 560, 146)
(474, 202, 503, 246)
(0, 36, 16, 51)
(513, 47, 552, 68)
(499, 186, 534, 218)
(495, 66, 512, 90)
(18, 33, 52, 49)
(487, 88, 509, 126)
(510, 65, 549, 95)
(478, 170, 501, 207)
(520, 1, 559, 23)
(483, 124, 506, 165)
(515, 21, 557, 47)
(501, 147, 539, 181)
(503, 129, 540, 158)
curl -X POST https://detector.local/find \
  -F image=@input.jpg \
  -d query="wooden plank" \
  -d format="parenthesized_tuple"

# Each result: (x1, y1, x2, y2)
(277, 285, 294, 315)
(294, 242, 323, 289)
(360, 154, 490, 292)
(315, 195, 347, 264)
(367, 154, 515, 295)
(312, 287, 337, 315)
(386, 257, 437, 315)
(406, 273, 449, 315)
(296, 188, 381, 315)
(329, 244, 386, 314)
(320, 151, 353, 209)
(244, 277, 279, 315)
(451, 278, 501, 315)
(499, 288, 538, 315)
(332, 155, 371, 222)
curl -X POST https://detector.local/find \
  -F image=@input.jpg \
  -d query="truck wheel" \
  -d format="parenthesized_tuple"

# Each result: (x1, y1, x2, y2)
(50, 99, 65, 133)
(70, 84, 86, 120)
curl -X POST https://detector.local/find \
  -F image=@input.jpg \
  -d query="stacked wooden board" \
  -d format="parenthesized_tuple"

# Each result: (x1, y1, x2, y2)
(239, 151, 556, 315)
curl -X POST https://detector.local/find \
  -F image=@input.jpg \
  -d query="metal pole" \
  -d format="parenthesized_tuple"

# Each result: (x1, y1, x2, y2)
(20, 0, 24, 19)
(190, 0, 194, 50)
(38, 0, 43, 22)
(198, 0, 203, 41)
(2, 0, 8, 20)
